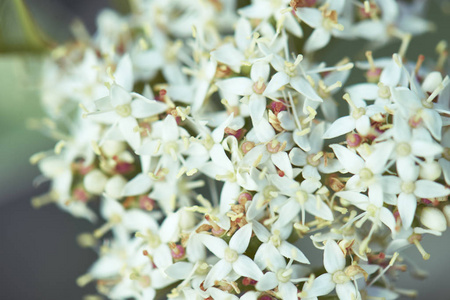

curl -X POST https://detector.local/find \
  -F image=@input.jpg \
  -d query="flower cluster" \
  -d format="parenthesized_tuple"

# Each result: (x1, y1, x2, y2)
(32, 0, 449, 299)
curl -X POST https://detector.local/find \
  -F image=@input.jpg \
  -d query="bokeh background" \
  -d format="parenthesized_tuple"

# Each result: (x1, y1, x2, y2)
(0, 0, 449, 299)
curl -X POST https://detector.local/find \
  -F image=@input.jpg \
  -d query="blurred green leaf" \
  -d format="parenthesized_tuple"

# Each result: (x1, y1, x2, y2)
(0, 0, 54, 52)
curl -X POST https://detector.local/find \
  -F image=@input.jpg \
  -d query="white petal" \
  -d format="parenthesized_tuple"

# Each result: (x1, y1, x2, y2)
(336, 191, 369, 206)
(304, 27, 331, 53)
(336, 282, 358, 300)
(252, 221, 270, 243)
(204, 259, 232, 288)
(216, 77, 254, 96)
(122, 210, 158, 232)
(110, 84, 131, 107)
(233, 255, 263, 280)
(368, 182, 384, 207)
(220, 181, 240, 214)
(411, 140, 443, 157)
(249, 94, 267, 124)
(162, 114, 179, 142)
(153, 244, 172, 269)
(122, 173, 152, 196)
(251, 61, 270, 82)
(278, 200, 301, 226)
(211, 44, 245, 73)
(271, 152, 294, 178)
(235, 17, 252, 51)
(324, 240, 345, 273)
(100, 196, 124, 219)
(230, 223, 253, 254)
(289, 148, 307, 166)
(165, 262, 193, 280)
(255, 272, 278, 291)
(114, 55, 134, 92)
(355, 115, 371, 136)
(296, 8, 322, 28)
(254, 118, 276, 143)
(380, 59, 401, 86)
(304, 196, 334, 221)
(198, 234, 227, 259)
(306, 273, 335, 297)
(329, 144, 364, 174)
(119, 117, 140, 149)
(379, 207, 396, 233)
(323, 116, 355, 139)
(279, 282, 299, 300)
(290, 76, 322, 102)
(397, 157, 419, 182)
(279, 241, 310, 264)
(381, 175, 402, 194)
(265, 243, 287, 271)
(398, 192, 417, 229)
(421, 109, 443, 140)
(365, 142, 394, 174)
(264, 72, 290, 95)
(302, 165, 321, 181)
(211, 144, 234, 173)
(293, 129, 311, 151)
(415, 180, 449, 198)
(346, 84, 378, 100)
(131, 98, 167, 119)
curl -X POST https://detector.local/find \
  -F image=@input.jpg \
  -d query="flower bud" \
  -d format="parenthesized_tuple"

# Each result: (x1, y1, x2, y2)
(420, 207, 447, 232)
(104, 175, 127, 199)
(83, 169, 108, 195)
(419, 160, 441, 181)
(421, 71, 443, 93)
(101, 140, 126, 157)
(39, 156, 66, 177)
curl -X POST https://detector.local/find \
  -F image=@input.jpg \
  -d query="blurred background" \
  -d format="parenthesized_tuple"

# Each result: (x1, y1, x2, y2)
(0, 0, 449, 299)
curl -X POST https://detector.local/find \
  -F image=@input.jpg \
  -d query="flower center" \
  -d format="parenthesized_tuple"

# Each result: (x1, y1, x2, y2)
(401, 181, 416, 194)
(224, 247, 239, 263)
(306, 153, 322, 167)
(266, 139, 284, 153)
(276, 268, 292, 283)
(263, 185, 278, 201)
(196, 261, 210, 275)
(351, 107, 366, 119)
(332, 270, 350, 284)
(396, 142, 411, 157)
(359, 168, 373, 182)
(421, 99, 434, 109)
(270, 229, 281, 247)
(367, 204, 378, 217)
(252, 79, 266, 94)
(115, 103, 132, 117)
(346, 133, 362, 148)
(164, 141, 179, 160)
(377, 83, 391, 99)
(296, 190, 308, 204)
(284, 61, 298, 77)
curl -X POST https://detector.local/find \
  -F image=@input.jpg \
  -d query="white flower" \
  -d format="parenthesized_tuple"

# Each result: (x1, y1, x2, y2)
(256, 249, 309, 300)
(89, 83, 167, 149)
(199, 224, 263, 288)
(296, 0, 352, 52)
(307, 240, 362, 300)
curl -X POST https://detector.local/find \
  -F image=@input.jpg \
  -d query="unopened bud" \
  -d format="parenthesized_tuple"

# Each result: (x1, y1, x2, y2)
(420, 207, 447, 232)
(83, 169, 108, 195)
(105, 175, 127, 199)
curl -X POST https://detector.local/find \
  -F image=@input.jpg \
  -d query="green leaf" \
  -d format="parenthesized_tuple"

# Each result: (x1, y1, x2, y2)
(0, 0, 53, 52)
